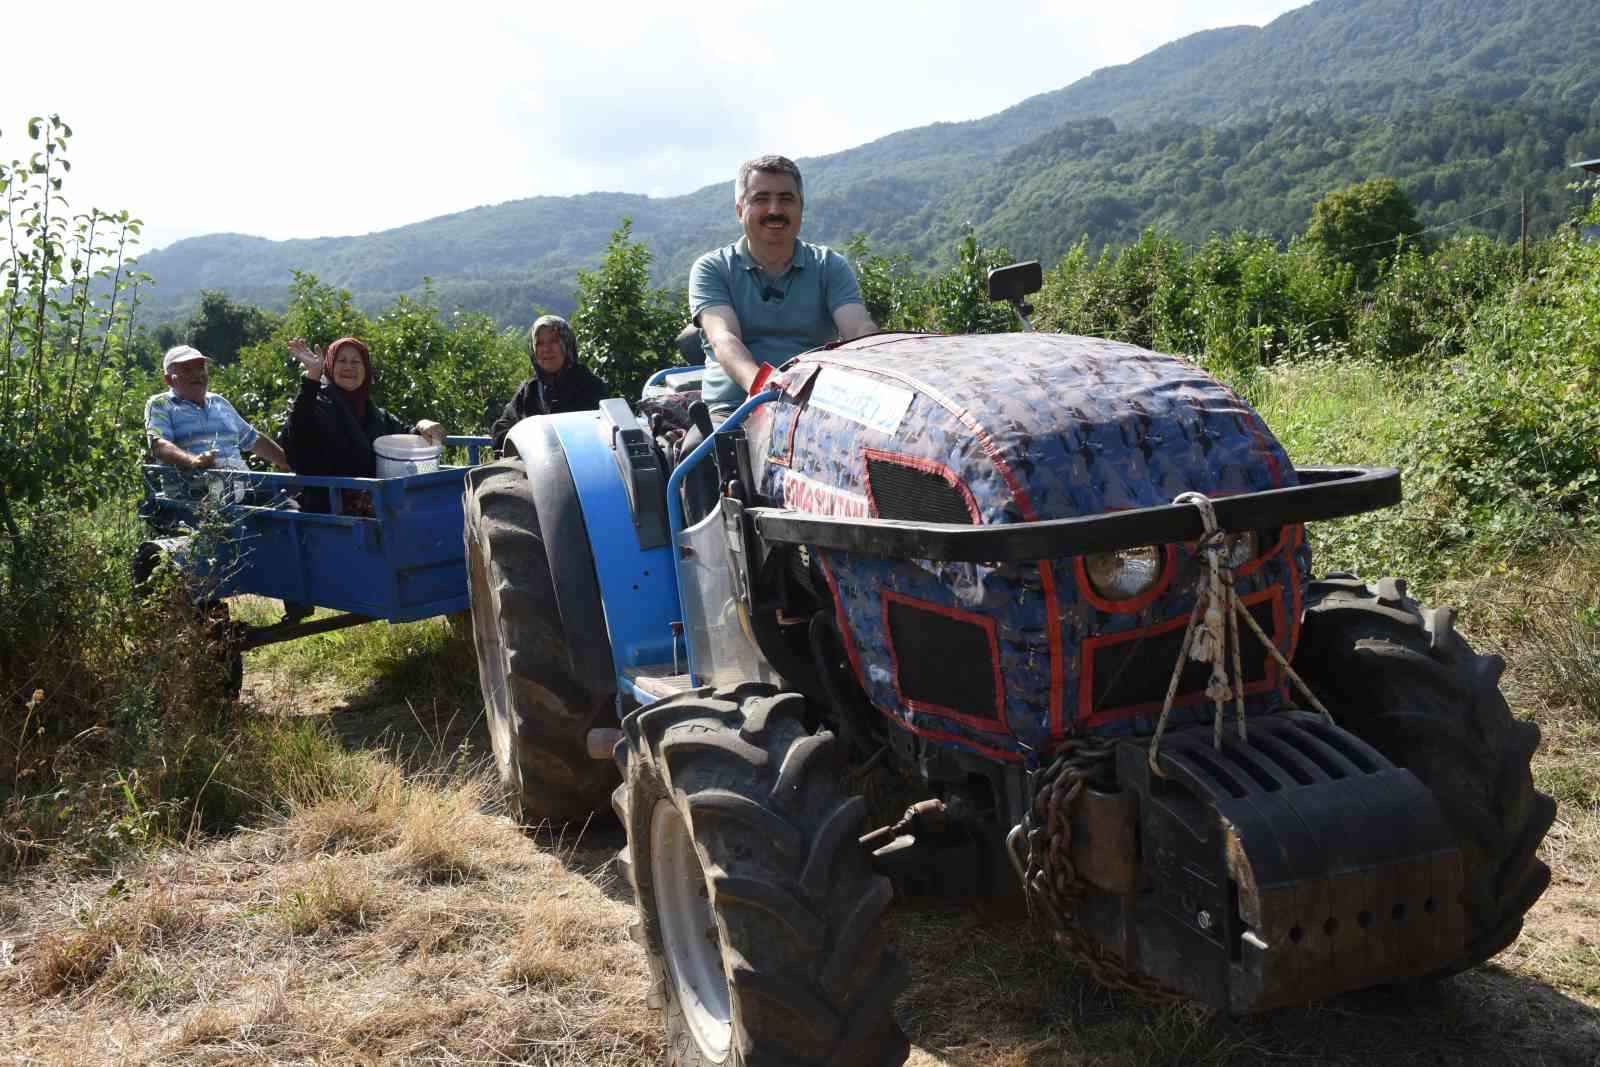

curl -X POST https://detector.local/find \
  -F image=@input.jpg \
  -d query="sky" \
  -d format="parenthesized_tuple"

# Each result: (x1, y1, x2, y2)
(4, 0, 1307, 252)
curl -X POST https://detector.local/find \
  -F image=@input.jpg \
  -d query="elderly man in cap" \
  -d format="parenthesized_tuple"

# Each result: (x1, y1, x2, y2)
(143, 344, 309, 622)
(145, 344, 291, 474)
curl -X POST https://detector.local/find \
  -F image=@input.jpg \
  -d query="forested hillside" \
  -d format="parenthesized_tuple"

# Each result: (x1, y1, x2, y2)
(131, 0, 1600, 327)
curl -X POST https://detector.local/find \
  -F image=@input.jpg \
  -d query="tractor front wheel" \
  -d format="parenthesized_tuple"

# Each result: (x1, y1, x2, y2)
(616, 683, 908, 1067)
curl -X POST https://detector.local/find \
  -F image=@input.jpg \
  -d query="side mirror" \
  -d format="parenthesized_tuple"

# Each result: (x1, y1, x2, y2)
(986, 261, 1042, 303)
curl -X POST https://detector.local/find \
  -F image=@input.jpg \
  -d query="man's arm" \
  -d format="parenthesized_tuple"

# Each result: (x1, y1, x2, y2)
(250, 435, 292, 472)
(698, 305, 766, 393)
(833, 303, 877, 342)
(149, 435, 214, 471)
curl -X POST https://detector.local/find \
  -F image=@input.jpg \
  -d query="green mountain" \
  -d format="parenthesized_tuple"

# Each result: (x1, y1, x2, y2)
(132, 0, 1600, 329)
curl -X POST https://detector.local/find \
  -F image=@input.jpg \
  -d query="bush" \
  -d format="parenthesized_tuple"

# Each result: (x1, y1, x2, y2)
(571, 219, 687, 397)
(215, 275, 527, 440)
(1416, 225, 1600, 519)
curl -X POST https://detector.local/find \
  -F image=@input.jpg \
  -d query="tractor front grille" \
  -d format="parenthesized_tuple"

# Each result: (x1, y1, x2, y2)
(885, 594, 1003, 728)
(1083, 594, 1280, 719)
(866, 455, 974, 524)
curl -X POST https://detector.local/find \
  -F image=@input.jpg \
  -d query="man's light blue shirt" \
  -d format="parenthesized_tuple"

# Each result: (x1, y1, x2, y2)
(144, 390, 259, 467)
(689, 237, 865, 412)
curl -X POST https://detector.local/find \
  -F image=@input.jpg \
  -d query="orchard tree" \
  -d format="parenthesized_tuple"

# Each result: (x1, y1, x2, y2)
(1304, 178, 1425, 287)
(571, 219, 686, 397)
(181, 289, 277, 365)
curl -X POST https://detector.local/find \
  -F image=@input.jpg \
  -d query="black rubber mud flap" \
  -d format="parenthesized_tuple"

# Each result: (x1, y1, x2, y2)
(1292, 575, 1556, 971)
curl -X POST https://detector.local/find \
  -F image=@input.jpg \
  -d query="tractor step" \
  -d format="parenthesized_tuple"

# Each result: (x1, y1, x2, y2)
(621, 665, 697, 704)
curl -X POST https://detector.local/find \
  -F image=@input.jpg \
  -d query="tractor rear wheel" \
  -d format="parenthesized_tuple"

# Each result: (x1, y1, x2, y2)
(615, 683, 909, 1067)
(465, 459, 617, 825)
(1293, 575, 1556, 969)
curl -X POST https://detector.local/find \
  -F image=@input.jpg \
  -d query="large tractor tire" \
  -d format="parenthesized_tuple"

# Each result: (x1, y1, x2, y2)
(465, 459, 617, 825)
(1292, 575, 1556, 970)
(615, 683, 908, 1067)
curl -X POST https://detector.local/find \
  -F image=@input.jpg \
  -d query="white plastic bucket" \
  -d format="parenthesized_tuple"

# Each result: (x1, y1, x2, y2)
(374, 434, 441, 477)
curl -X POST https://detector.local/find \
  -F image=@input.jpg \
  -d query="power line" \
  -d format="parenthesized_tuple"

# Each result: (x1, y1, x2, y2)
(1334, 197, 1517, 255)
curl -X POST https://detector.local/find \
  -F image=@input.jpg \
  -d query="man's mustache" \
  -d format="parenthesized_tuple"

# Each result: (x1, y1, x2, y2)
(760, 213, 790, 225)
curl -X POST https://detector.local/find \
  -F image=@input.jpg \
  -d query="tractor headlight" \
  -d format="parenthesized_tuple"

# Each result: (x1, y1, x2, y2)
(1084, 546, 1165, 602)
(1224, 530, 1259, 568)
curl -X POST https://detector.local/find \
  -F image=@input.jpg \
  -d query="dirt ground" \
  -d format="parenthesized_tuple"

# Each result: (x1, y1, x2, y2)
(2, 682, 1596, 1066)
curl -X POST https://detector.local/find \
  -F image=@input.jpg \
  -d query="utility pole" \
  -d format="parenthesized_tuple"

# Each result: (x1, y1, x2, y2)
(1520, 188, 1527, 276)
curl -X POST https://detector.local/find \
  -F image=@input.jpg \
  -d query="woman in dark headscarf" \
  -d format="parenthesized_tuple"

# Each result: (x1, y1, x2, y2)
(490, 314, 609, 455)
(280, 336, 446, 512)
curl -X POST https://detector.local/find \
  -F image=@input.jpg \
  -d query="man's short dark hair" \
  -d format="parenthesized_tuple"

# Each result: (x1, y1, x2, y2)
(735, 155, 803, 206)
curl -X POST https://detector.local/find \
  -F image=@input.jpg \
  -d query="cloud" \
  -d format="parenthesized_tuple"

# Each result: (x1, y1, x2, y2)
(0, 0, 1309, 248)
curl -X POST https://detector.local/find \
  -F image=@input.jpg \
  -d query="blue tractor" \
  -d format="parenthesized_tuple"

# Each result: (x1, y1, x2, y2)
(463, 265, 1554, 1066)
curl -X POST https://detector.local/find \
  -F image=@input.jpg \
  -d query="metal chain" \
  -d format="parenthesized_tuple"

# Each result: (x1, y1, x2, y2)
(1003, 492, 1345, 1004)
(1006, 739, 1193, 1006)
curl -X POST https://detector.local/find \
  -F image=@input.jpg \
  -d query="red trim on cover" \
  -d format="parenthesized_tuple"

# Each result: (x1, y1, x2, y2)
(817, 555, 1022, 763)
(1285, 523, 1305, 695)
(874, 706, 1023, 763)
(813, 354, 1067, 742)
(881, 589, 1011, 735)
(1077, 586, 1285, 730)
(1073, 543, 1179, 614)
(861, 448, 983, 522)
(1228, 523, 1290, 581)
(816, 556, 867, 693)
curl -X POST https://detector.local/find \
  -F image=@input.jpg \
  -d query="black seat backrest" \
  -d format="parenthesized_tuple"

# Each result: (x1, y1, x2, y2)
(675, 325, 706, 366)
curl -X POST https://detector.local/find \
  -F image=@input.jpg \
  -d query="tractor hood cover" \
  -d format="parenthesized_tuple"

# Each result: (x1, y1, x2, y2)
(746, 331, 1310, 752)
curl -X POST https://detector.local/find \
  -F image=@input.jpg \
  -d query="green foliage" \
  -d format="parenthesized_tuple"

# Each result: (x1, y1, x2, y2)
(1305, 178, 1426, 287)
(181, 289, 277, 366)
(0, 507, 248, 870)
(1415, 223, 1600, 520)
(843, 235, 926, 332)
(570, 219, 687, 397)
(1, 115, 150, 510)
(923, 229, 1018, 335)
(1034, 230, 1355, 376)
(1351, 234, 1522, 361)
(845, 230, 1016, 334)
(214, 275, 527, 440)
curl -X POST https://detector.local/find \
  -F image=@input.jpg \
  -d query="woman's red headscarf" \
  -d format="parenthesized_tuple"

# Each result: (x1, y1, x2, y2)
(326, 337, 372, 421)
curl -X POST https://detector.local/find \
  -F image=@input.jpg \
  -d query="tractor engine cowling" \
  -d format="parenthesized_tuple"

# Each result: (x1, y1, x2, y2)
(744, 331, 1309, 759)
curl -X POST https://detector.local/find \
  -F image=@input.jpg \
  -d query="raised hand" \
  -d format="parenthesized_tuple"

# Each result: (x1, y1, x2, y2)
(288, 338, 325, 380)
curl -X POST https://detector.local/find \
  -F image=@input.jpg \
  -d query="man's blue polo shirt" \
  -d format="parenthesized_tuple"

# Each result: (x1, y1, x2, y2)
(144, 390, 259, 467)
(689, 237, 864, 412)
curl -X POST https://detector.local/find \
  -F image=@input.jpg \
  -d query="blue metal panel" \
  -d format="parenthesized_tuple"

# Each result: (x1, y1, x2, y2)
(662, 388, 779, 679)
(541, 410, 680, 674)
(143, 436, 492, 624)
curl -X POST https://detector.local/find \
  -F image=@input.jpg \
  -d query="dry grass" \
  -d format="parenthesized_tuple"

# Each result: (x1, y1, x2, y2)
(0, 760, 655, 1066)
(3, 562, 1598, 1066)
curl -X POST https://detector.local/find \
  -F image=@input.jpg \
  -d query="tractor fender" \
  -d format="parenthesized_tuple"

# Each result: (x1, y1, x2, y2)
(506, 410, 679, 689)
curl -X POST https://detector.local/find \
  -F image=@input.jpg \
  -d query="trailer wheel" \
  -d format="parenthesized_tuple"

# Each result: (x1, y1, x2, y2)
(616, 683, 908, 1067)
(465, 459, 617, 825)
(1293, 576, 1556, 969)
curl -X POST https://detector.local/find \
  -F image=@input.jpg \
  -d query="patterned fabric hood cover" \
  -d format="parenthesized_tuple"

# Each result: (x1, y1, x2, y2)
(747, 331, 1311, 759)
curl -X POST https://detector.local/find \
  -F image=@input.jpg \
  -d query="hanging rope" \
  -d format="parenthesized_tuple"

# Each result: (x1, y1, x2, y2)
(1148, 492, 1337, 777)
